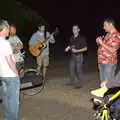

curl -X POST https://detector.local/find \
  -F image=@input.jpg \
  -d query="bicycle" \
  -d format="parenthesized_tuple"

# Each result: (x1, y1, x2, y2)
(90, 87, 120, 120)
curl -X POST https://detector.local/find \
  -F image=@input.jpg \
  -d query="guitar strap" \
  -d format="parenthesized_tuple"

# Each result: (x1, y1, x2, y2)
(44, 31, 47, 40)
(45, 32, 51, 42)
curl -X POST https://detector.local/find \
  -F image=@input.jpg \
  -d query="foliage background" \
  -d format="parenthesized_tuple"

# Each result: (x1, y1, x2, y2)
(0, 0, 46, 47)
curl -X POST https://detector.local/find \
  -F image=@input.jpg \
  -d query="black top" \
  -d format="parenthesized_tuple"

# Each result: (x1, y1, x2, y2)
(69, 35, 87, 55)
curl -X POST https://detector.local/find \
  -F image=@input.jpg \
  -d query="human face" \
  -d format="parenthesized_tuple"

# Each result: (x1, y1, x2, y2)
(2, 25, 10, 37)
(38, 25, 45, 32)
(72, 26, 80, 36)
(10, 26, 16, 35)
(103, 21, 111, 32)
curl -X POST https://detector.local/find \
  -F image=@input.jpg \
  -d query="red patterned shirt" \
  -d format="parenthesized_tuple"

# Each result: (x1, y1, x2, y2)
(98, 31, 120, 64)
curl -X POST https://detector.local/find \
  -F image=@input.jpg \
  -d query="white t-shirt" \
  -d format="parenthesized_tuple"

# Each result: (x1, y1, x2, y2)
(0, 37, 17, 77)
(8, 35, 24, 62)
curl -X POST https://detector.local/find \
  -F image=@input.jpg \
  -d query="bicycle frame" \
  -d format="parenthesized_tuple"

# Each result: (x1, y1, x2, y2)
(91, 89, 120, 120)
(101, 105, 109, 120)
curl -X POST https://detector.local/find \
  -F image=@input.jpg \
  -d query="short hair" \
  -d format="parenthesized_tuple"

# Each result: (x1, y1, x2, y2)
(104, 18, 115, 26)
(0, 19, 9, 32)
(10, 24, 16, 29)
(72, 24, 80, 29)
(37, 23, 45, 27)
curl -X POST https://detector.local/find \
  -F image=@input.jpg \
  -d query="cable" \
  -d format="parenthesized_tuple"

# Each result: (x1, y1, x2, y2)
(19, 79, 46, 107)
(19, 68, 46, 104)
(21, 82, 45, 96)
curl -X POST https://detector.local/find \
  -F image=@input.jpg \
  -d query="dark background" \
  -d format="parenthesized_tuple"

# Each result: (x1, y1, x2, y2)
(1, 0, 120, 60)
(19, 0, 120, 50)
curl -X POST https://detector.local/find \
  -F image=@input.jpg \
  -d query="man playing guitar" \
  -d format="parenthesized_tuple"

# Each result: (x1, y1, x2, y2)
(29, 24, 55, 80)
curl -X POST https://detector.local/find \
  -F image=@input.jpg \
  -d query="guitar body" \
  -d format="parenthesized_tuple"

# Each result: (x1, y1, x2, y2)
(29, 40, 47, 57)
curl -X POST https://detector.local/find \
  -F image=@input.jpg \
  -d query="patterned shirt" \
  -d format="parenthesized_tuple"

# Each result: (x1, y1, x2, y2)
(8, 35, 24, 62)
(98, 31, 120, 64)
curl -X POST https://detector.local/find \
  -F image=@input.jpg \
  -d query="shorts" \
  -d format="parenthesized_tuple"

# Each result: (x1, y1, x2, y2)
(37, 55, 49, 67)
(98, 64, 117, 82)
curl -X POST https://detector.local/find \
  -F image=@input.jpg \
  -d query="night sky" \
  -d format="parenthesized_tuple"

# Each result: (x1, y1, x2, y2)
(19, 0, 120, 53)
(20, 0, 120, 28)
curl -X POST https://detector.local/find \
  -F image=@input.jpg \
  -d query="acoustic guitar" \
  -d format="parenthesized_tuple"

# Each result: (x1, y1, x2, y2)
(29, 28, 59, 57)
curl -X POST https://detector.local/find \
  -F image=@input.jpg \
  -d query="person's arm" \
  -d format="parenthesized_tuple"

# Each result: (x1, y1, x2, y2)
(100, 42, 116, 53)
(96, 36, 104, 46)
(65, 46, 71, 52)
(47, 32, 55, 44)
(13, 36, 23, 54)
(71, 47, 87, 53)
(29, 33, 36, 46)
(5, 55, 18, 75)
(97, 36, 120, 54)
(16, 36, 23, 50)
(65, 37, 72, 52)
(4, 41, 18, 75)
(71, 37, 88, 53)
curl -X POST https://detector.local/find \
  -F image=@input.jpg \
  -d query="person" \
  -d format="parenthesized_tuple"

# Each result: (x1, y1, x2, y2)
(0, 20, 20, 120)
(91, 70, 120, 113)
(8, 24, 24, 77)
(96, 18, 120, 84)
(29, 24, 55, 80)
(65, 24, 88, 89)
(91, 70, 120, 98)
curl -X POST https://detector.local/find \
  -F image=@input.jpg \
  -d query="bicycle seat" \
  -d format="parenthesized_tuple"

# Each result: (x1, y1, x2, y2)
(91, 87, 108, 97)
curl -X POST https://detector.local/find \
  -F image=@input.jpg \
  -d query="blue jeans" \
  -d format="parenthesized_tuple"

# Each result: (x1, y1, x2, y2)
(98, 64, 117, 82)
(68, 54, 83, 87)
(0, 77, 20, 120)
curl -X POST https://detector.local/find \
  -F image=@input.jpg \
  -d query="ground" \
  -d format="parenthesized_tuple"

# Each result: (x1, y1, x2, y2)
(0, 51, 101, 120)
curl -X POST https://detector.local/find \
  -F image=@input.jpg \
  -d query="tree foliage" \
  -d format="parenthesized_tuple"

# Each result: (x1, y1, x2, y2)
(0, 0, 46, 42)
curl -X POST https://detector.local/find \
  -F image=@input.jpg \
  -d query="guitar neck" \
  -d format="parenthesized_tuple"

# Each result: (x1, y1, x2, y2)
(42, 32, 54, 43)
(41, 28, 58, 43)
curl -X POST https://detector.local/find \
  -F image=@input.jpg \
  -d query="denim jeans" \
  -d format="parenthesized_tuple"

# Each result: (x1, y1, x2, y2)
(0, 77, 20, 120)
(98, 64, 117, 82)
(68, 54, 83, 87)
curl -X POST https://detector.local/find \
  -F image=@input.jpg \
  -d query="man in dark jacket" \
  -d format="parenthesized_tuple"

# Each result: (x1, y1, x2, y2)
(65, 24, 87, 88)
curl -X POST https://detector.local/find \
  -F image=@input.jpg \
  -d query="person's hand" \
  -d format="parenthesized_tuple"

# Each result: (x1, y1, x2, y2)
(13, 48, 19, 54)
(16, 43, 23, 50)
(98, 38, 103, 45)
(65, 46, 70, 52)
(100, 81, 108, 88)
(96, 36, 103, 45)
